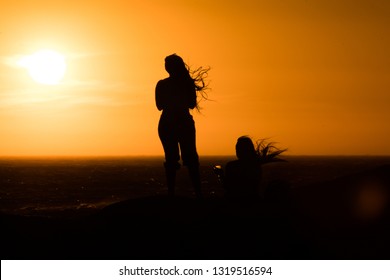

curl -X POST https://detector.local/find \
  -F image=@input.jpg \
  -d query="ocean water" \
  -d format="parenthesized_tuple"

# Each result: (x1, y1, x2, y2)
(1, 155, 389, 217)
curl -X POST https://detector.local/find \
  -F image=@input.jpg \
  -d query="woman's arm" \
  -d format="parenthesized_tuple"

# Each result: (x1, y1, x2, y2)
(188, 85, 197, 109)
(155, 80, 165, 111)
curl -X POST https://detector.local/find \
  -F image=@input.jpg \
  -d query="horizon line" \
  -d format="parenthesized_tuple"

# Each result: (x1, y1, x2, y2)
(1, 154, 390, 158)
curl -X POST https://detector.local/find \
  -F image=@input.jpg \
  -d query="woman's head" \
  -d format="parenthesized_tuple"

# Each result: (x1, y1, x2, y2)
(163, 53, 210, 111)
(165, 54, 189, 78)
(236, 136, 257, 160)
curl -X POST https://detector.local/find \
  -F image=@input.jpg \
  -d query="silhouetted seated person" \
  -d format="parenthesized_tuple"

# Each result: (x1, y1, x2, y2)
(214, 136, 289, 204)
(218, 136, 263, 202)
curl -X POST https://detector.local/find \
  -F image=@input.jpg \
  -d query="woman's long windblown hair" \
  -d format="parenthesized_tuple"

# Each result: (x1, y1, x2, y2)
(255, 139, 288, 164)
(188, 65, 211, 112)
(235, 136, 287, 164)
(165, 54, 210, 112)
(236, 135, 287, 164)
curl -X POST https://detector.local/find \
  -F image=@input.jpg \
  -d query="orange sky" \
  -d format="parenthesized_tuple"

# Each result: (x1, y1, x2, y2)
(1, 0, 389, 156)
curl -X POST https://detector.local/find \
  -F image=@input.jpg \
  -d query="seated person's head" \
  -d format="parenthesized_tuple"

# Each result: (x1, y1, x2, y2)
(165, 54, 187, 77)
(236, 136, 256, 160)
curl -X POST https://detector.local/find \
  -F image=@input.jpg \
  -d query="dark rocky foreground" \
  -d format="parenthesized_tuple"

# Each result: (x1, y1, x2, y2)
(2, 165, 390, 260)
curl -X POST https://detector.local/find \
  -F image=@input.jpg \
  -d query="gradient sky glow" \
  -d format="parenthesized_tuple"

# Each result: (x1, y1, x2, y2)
(1, 0, 389, 156)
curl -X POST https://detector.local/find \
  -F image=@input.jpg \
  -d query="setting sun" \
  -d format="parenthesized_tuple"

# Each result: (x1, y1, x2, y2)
(18, 49, 67, 85)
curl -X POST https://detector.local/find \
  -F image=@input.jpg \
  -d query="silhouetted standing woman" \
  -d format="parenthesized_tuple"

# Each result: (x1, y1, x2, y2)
(156, 54, 209, 199)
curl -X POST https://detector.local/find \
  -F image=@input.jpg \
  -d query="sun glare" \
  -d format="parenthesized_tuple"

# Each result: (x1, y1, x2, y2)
(18, 49, 67, 85)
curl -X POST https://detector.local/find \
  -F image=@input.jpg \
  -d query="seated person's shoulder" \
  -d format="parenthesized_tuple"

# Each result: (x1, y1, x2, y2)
(226, 159, 259, 169)
(226, 160, 240, 169)
(156, 78, 171, 87)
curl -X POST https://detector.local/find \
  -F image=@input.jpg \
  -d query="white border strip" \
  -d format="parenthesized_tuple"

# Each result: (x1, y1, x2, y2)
(2, 260, 390, 280)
